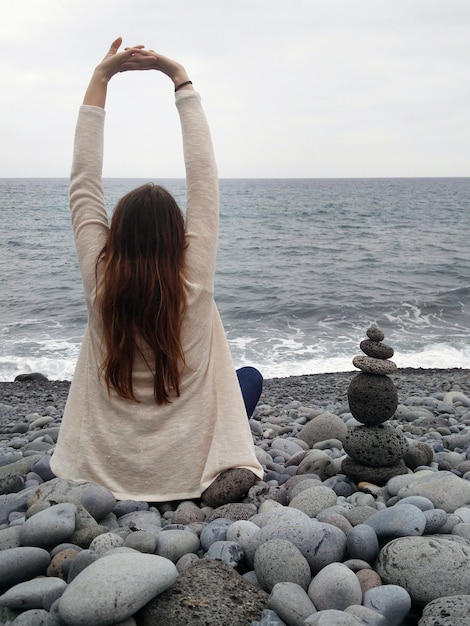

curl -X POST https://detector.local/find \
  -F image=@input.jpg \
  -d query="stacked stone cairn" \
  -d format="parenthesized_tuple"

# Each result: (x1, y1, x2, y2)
(341, 326, 410, 485)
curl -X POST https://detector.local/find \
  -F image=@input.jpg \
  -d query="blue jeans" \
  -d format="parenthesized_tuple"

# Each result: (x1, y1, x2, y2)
(236, 366, 263, 418)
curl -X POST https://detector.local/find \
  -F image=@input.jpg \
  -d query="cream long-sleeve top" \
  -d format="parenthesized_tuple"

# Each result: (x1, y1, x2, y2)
(50, 90, 263, 501)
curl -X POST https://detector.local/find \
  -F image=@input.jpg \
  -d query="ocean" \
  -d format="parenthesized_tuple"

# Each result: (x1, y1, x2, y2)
(1, 177, 469, 382)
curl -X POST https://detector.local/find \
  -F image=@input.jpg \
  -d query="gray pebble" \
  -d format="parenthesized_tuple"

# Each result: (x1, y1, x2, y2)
(363, 584, 412, 626)
(66, 549, 97, 583)
(376, 535, 470, 605)
(204, 540, 244, 567)
(268, 581, 317, 626)
(308, 562, 362, 611)
(288, 485, 337, 518)
(297, 413, 347, 448)
(157, 528, 200, 562)
(19, 503, 76, 548)
(364, 503, 426, 538)
(200, 518, 232, 550)
(254, 539, 311, 592)
(0, 576, 66, 610)
(123, 529, 158, 553)
(423, 508, 448, 533)
(346, 524, 379, 563)
(58, 552, 178, 625)
(397, 471, 470, 513)
(0, 546, 50, 588)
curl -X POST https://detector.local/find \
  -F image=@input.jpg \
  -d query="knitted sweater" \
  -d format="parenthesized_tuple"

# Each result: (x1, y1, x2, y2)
(50, 91, 263, 501)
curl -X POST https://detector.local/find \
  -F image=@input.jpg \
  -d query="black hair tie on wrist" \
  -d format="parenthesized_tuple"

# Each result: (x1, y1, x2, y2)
(175, 80, 193, 92)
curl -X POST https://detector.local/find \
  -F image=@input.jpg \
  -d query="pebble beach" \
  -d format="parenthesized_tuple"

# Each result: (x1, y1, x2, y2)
(1, 367, 470, 625)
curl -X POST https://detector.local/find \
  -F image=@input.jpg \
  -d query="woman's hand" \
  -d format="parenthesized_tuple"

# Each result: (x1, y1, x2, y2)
(82, 38, 193, 108)
(121, 49, 191, 90)
(94, 37, 145, 81)
(83, 37, 146, 108)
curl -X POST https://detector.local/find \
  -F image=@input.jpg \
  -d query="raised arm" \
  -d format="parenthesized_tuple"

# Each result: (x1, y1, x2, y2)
(72, 41, 217, 297)
(70, 39, 148, 300)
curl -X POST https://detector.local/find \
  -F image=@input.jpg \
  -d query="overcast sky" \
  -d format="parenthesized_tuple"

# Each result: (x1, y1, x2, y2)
(1, 0, 469, 178)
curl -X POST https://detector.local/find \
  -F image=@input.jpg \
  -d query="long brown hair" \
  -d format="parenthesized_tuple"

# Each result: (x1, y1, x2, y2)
(98, 183, 187, 404)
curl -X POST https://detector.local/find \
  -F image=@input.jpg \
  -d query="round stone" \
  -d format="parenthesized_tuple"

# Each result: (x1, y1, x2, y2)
(0, 547, 51, 588)
(356, 569, 383, 595)
(307, 562, 362, 611)
(363, 503, 426, 538)
(347, 373, 398, 425)
(403, 441, 434, 469)
(254, 538, 311, 592)
(157, 529, 200, 563)
(202, 468, 257, 507)
(288, 485, 338, 518)
(88, 532, 123, 556)
(353, 356, 397, 375)
(0, 577, 66, 611)
(423, 508, 448, 534)
(346, 524, 379, 564)
(376, 536, 470, 606)
(366, 327, 385, 342)
(268, 582, 317, 626)
(297, 413, 348, 447)
(47, 548, 79, 579)
(363, 585, 412, 625)
(360, 339, 394, 359)
(19, 503, 77, 548)
(343, 424, 408, 467)
(396, 471, 470, 513)
(171, 502, 206, 525)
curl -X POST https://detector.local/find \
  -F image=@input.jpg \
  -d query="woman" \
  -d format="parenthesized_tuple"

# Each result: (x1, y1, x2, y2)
(50, 39, 264, 505)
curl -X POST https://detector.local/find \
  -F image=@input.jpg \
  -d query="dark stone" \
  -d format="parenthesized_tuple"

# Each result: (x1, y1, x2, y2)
(360, 339, 394, 360)
(341, 457, 409, 485)
(14, 372, 49, 382)
(0, 473, 25, 495)
(366, 327, 384, 342)
(353, 355, 397, 375)
(343, 424, 408, 467)
(347, 373, 398, 424)
(136, 559, 268, 626)
(201, 469, 257, 507)
(206, 503, 258, 523)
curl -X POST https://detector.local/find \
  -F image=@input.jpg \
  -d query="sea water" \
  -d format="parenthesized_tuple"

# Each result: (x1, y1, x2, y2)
(1, 177, 469, 381)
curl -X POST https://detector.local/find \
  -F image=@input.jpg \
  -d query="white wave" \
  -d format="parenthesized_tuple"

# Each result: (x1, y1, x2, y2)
(230, 339, 470, 380)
